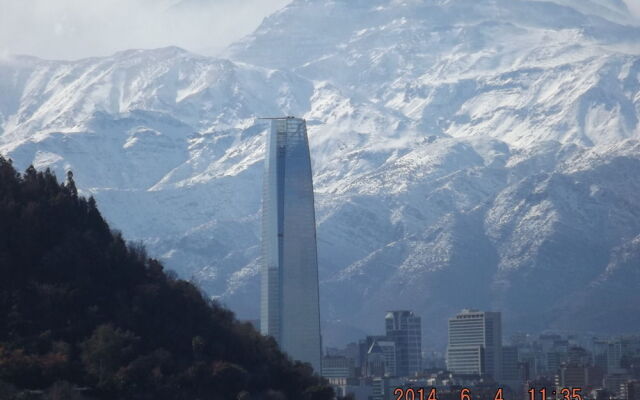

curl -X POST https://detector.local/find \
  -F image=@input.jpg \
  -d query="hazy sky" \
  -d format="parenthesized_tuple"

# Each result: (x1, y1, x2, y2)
(626, 0, 640, 15)
(0, 0, 638, 61)
(0, 0, 291, 60)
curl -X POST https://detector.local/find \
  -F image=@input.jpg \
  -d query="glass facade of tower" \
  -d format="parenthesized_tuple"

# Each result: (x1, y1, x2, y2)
(385, 311, 422, 377)
(261, 117, 322, 372)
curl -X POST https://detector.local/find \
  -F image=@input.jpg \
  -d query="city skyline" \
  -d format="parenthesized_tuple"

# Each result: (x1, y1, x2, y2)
(1, 0, 639, 398)
(323, 307, 640, 399)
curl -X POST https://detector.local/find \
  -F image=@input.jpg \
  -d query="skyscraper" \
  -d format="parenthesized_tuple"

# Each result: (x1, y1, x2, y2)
(447, 309, 502, 380)
(385, 311, 422, 377)
(261, 117, 322, 372)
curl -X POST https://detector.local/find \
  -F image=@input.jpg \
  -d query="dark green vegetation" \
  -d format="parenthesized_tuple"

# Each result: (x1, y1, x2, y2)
(0, 157, 334, 400)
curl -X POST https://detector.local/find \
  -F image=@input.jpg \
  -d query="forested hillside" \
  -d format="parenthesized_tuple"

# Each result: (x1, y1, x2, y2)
(0, 156, 333, 400)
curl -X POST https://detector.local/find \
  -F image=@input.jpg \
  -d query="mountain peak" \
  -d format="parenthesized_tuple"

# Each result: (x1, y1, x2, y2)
(229, 0, 640, 70)
(2, 0, 640, 347)
(110, 45, 195, 60)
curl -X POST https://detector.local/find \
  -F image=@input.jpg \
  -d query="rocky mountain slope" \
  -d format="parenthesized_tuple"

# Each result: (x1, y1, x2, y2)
(1, 0, 639, 347)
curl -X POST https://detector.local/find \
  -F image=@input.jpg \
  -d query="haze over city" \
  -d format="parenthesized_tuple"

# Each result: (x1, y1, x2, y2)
(1, 0, 640, 398)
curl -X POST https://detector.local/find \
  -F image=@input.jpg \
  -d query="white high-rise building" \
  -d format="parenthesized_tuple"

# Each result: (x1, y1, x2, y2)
(261, 117, 322, 372)
(447, 309, 502, 380)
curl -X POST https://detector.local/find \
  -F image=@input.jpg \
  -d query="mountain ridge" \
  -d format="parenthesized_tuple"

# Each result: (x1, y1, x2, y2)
(1, 0, 639, 347)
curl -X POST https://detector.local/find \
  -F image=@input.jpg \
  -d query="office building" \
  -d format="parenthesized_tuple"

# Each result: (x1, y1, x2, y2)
(622, 380, 640, 400)
(502, 345, 523, 391)
(556, 363, 589, 389)
(605, 372, 631, 397)
(359, 336, 386, 373)
(372, 377, 402, 400)
(260, 117, 322, 372)
(385, 311, 422, 377)
(607, 337, 640, 373)
(322, 355, 355, 379)
(447, 309, 502, 380)
(367, 338, 397, 377)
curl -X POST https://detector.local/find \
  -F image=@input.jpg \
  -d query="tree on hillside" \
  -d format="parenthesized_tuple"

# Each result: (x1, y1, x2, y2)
(0, 156, 333, 400)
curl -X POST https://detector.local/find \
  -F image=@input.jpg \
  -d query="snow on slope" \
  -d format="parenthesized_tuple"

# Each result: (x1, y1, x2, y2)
(1, 0, 640, 346)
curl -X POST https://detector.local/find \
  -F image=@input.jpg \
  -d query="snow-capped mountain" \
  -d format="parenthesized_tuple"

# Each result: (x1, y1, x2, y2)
(1, 0, 639, 346)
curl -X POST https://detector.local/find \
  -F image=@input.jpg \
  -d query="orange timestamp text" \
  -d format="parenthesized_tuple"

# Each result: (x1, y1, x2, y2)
(528, 388, 583, 400)
(393, 388, 583, 400)
(394, 388, 504, 400)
